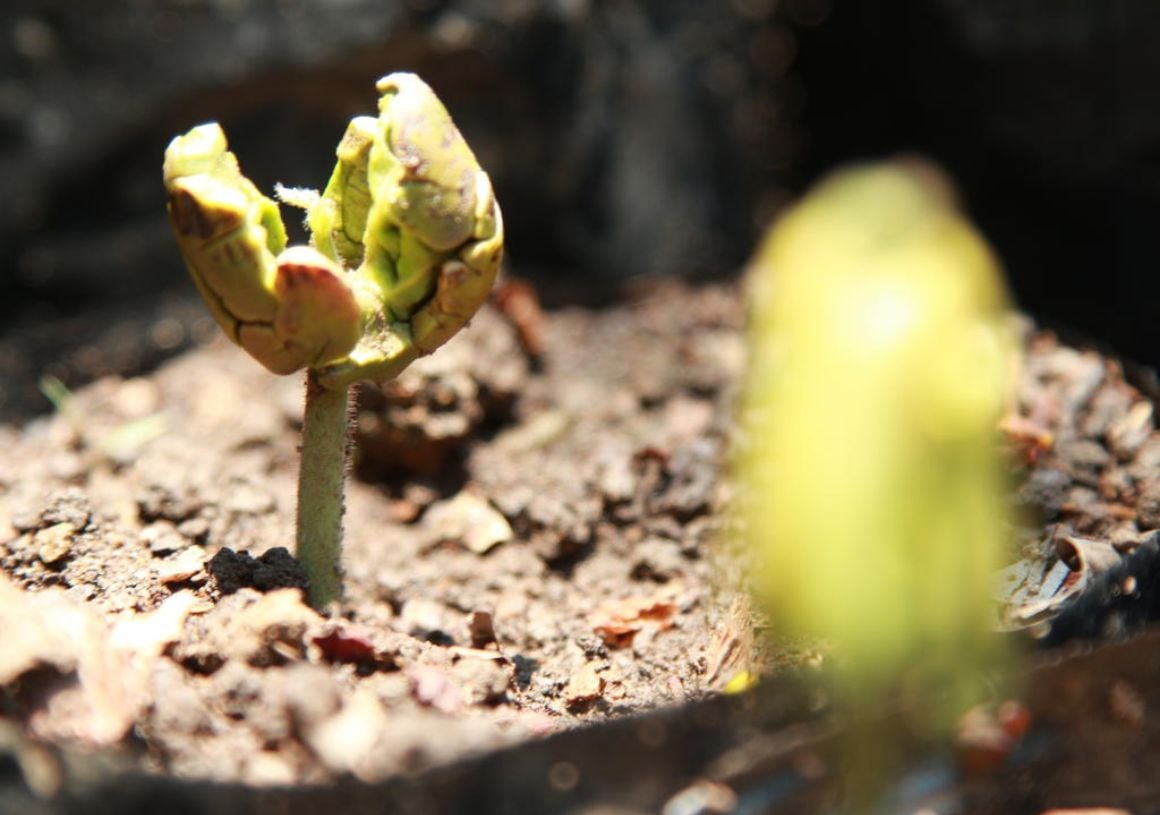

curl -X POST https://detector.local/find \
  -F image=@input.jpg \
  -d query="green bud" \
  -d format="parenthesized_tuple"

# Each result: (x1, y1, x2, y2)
(316, 72, 504, 390)
(163, 124, 361, 374)
(308, 116, 377, 269)
(163, 72, 503, 390)
(739, 159, 1015, 720)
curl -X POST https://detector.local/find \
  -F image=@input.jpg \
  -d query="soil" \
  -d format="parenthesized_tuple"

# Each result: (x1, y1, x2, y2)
(0, 281, 750, 788)
(4, 278, 1160, 811)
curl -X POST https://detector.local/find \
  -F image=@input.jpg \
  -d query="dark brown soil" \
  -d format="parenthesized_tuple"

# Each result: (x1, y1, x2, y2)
(5, 279, 1160, 812)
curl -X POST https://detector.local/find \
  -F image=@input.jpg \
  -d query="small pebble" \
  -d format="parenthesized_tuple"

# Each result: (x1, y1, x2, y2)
(141, 520, 186, 556)
(34, 522, 75, 566)
(156, 546, 207, 584)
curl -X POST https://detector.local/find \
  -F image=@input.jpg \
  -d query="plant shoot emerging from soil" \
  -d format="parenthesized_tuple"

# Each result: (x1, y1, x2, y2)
(163, 73, 504, 608)
(738, 159, 1016, 797)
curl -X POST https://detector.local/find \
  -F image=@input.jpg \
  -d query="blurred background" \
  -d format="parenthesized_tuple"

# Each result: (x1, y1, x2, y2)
(3, 0, 1160, 417)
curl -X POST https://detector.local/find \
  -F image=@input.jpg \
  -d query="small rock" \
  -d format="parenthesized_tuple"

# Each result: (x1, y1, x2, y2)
(110, 378, 161, 419)
(652, 439, 719, 520)
(1081, 384, 1134, 440)
(244, 752, 298, 787)
(141, 520, 186, 556)
(386, 498, 422, 523)
(662, 396, 715, 446)
(1131, 438, 1160, 473)
(41, 488, 91, 530)
(1056, 439, 1112, 472)
(10, 506, 40, 533)
(663, 779, 738, 815)
(494, 410, 572, 456)
(424, 491, 512, 555)
(1136, 481, 1160, 530)
(563, 662, 604, 707)
(404, 481, 440, 508)
(1108, 401, 1154, 460)
(66, 583, 97, 602)
(155, 546, 208, 585)
(177, 516, 210, 544)
(34, 522, 75, 566)
(1053, 348, 1106, 413)
(137, 483, 201, 523)
(629, 537, 687, 583)
(208, 660, 266, 723)
(595, 447, 636, 503)
(451, 654, 512, 705)
(1015, 467, 1071, 516)
(399, 598, 456, 643)
(305, 688, 390, 778)
(207, 589, 321, 668)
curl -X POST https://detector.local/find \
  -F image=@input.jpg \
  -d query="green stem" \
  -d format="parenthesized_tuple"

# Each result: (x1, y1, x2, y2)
(297, 370, 350, 609)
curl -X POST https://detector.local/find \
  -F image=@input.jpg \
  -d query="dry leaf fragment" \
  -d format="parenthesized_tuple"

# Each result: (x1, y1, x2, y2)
(589, 591, 679, 648)
(493, 278, 545, 359)
(998, 414, 1054, 465)
(313, 625, 377, 665)
(704, 597, 756, 689)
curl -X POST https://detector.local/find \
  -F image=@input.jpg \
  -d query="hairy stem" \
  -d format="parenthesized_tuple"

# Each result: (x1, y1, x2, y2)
(297, 370, 350, 609)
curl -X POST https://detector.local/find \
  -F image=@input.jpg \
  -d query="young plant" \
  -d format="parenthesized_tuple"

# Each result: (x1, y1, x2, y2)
(162, 73, 504, 609)
(737, 160, 1015, 797)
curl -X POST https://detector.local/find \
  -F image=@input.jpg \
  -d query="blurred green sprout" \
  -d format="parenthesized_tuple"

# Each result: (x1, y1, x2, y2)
(39, 374, 169, 461)
(737, 159, 1016, 800)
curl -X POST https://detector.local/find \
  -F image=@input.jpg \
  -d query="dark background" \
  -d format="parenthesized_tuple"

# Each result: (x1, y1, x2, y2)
(3, 0, 1160, 414)
(794, 0, 1160, 371)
